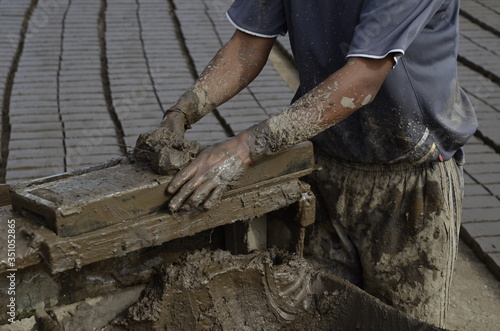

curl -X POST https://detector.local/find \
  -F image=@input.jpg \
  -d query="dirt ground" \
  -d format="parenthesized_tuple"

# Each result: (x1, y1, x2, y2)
(446, 241, 500, 330)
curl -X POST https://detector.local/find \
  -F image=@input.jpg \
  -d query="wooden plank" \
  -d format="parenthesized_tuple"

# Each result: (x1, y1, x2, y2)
(10, 142, 314, 237)
(0, 185, 10, 206)
(39, 178, 314, 274)
(1, 173, 315, 274)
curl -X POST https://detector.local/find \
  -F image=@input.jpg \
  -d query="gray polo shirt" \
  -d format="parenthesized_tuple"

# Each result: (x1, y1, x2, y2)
(227, 0, 477, 164)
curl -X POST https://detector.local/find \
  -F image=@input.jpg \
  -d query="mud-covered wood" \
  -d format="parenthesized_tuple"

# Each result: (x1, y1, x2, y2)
(38, 178, 313, 274)
(10, 141, 314, 237)
(108, 250, 444, 331)
(0, 184, 10, 206)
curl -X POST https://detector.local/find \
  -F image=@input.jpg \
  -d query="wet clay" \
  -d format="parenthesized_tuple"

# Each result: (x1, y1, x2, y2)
(134, 128, 201, 175)
(105, 249, 443, 331)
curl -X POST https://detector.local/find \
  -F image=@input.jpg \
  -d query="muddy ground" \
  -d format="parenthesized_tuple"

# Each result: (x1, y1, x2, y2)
(2, 240, 498, 331)
(103, 249, 442, 331)
(6, 249, 444, 331)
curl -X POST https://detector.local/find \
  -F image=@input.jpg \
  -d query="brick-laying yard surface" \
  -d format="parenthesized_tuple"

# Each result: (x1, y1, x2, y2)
(457, 0, 500, 280)
(0, 0, 499, 283)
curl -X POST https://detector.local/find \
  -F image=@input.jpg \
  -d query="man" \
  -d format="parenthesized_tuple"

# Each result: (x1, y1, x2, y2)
(147, 0, 477, 327)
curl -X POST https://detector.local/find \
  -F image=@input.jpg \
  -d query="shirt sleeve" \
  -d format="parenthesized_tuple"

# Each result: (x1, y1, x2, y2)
(348, 0, 446, 59)
(226, 0, 287, 38)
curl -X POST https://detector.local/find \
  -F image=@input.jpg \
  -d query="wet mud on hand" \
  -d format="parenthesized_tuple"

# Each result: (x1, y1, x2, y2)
(134, 128, 201, 175)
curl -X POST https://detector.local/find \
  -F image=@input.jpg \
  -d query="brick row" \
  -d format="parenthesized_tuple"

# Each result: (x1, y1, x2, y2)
(460, 16, 500, 80)
(6, 0, 69, 183)
(0, 0, 32, 165)
(461, 0, 500, 33)
(60, 0, 122, 170)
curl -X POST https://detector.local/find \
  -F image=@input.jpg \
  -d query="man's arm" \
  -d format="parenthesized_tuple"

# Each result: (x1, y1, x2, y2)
(244, 56, 395, 162)
(167, 54, 395, 212)
(163, 30, 276, 131)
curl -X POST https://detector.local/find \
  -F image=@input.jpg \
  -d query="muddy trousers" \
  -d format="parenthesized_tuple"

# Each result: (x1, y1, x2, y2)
(304, 152, 463, 328)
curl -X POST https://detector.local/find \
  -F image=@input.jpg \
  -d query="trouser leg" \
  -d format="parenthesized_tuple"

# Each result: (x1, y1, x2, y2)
(304, 154, 463, 328)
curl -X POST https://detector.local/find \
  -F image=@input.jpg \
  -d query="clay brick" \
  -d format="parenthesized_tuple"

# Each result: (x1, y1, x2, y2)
(463, 207, 500, 223)
(463, 195, 500, 209)
(12, 88, 57, 96)
(64, 128, 118, 140)
(462, 221, 500, 238)
(463, 174, 477, 185)
(8, 147, 65, 159)
(59, 98, 106, 108)
(11, 121, 62, 132)
(229, 122, 260, 133)
(66, 154, 123, 170)
(465, 163, 500, 174)
(471, 173, 500, 185)
(6, 166, 65, 183)
(258, 99, 289, 109)
(11, 129, 63, 140)
(184, 131, 227, 144)
(475, 237, 500, 254)
(9, 138, 63, 150)
(466, 153, 500, 164)
(59, 69, 101, 77)
(219, 101, 262, 112)
(10, 115, 60, 123)
(59, 74, 103, 83)
(7, 154, 65, 169)
(486, 253, 500, 281)
(121, 118, 160, 129)
(464, 183, 491, 196)
(487, 184, 500, 197)
(9, 100, 58, 110)
(13, 81, 58, 90)
(59, 104, 108, 113)
(66, 144, 123, 157)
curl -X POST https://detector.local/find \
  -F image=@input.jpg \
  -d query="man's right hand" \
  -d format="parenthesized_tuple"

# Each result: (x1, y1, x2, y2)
(160, 90, 201, 135)
(166, 132, 252, 212)
(133, 91, 203, 175)
(160, 110, 188, 137)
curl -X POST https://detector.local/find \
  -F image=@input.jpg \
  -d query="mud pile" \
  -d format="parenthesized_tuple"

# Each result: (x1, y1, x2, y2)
(105, 249, 442, 331)
(134, 128, 201, 175)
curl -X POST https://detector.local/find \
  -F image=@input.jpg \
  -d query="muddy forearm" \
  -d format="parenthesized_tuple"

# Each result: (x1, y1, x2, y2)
(245, 57, 394, 163)
(165, 57, 393, 212)
(169, 31, 275, 127)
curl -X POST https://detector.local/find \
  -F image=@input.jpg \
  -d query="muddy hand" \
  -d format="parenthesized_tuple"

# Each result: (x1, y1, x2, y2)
(134, 127, 201, 175)
(159, 110, 188, 137)
(160, 90, 202, 134)
(133, 109, 187, 162)
(134, 91, 204, 174)
(166, 135, 251, 212)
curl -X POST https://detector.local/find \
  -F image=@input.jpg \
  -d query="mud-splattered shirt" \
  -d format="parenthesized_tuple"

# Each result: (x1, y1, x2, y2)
(227, 0, 477, 164)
